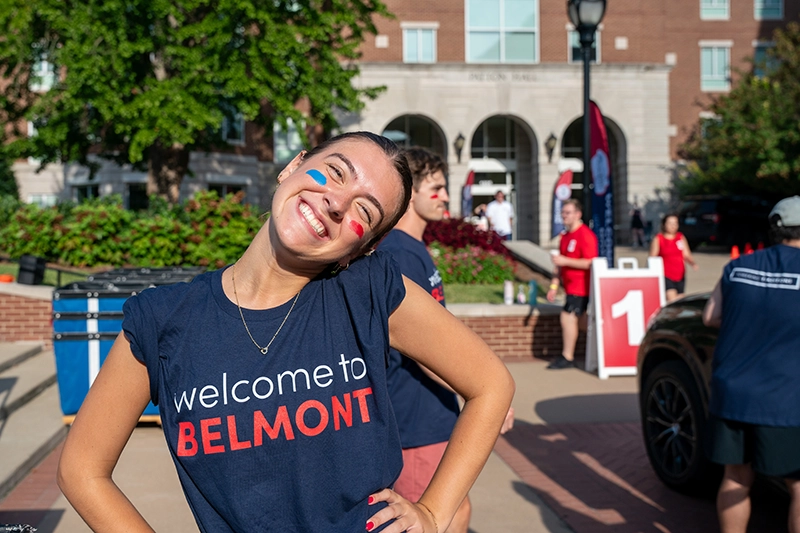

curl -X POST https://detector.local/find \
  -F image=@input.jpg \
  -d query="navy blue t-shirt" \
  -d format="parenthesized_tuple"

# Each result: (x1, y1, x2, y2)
(122, 252, 405, 532)
(710, 244, 800, 426)
(378, 230, 460, 449)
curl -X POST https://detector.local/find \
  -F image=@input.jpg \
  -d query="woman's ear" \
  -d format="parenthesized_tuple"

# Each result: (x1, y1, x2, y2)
(276, 150, 307, 184)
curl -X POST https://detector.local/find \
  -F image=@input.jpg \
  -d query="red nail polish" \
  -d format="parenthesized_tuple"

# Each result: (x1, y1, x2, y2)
(368, 496, 374, 504)
(366, 521, 374, 531)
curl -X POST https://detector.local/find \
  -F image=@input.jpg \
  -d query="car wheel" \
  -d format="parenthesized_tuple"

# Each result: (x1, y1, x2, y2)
(641, 360, 718, 495)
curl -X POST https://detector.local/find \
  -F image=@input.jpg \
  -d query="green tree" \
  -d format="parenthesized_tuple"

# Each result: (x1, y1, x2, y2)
(0, 158, 18, 198)
(679, 21, 800, 197)
(0, 0, 390, 203)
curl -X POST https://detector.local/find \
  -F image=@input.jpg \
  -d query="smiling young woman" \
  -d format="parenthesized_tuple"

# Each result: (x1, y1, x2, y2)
(57, 131, 515, 533)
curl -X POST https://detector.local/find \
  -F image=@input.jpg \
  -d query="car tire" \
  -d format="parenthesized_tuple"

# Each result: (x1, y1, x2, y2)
(641, 360, 719, 495)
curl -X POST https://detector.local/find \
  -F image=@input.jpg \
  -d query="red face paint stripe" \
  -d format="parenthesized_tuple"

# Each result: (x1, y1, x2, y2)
(430, 194, 439, 199)
(349, 220, 364, 239)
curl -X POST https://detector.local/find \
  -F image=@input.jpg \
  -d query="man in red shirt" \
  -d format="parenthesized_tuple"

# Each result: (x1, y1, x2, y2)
(546, 199, 599, 369)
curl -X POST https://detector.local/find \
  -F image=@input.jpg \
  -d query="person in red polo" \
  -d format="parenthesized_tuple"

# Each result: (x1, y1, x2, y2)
(546, 199, 598, 369)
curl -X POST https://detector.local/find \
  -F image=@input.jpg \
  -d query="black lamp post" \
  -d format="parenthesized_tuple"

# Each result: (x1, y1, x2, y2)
(567, 0, 606, 223)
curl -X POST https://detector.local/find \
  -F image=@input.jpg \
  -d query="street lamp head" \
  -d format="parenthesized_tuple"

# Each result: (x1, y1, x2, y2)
(567, 0, 607, 30)
(544, 133, 558, 163)
(453, 132, 465, 163)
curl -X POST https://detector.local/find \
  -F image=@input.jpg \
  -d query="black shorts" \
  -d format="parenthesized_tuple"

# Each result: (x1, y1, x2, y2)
(563, 295, 589, 316)
(664, 277, 685, 294)
(706, 416, 800, 479)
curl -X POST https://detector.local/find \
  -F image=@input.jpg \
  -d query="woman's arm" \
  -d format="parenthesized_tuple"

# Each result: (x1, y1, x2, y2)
(702, 280, 723, 328)
(681, 235, 699, 271)
(57, 332, 155, 532)
(372, 278, 515, 533)
(649, 234, 660, 257)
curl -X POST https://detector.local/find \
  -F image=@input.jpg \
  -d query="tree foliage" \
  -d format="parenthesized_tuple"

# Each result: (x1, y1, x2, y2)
(0, 0, 390, 203)
(678, 21, 800, 197)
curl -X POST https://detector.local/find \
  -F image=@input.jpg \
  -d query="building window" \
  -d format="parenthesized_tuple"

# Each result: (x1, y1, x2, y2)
(74, 184, 99, 202)
(700, 44, 730, 92)
(402, 24, 438, 63)
(128, 183, 149, 211)
(754, 0, 782, 20)
(30, 59, 55, 92)
(471, 116, 517, 160)
(221, 103, 245, 146)
(568, 29, 599, 63)
(382, 115, 446, 156)
(753, 41, 778, 78)
(274, 118, 304, 163)
(208, 183, 243, 198)
(701, 0, 729, 19)
(27, 194, 58, 207)
(466, 0, 538, 63)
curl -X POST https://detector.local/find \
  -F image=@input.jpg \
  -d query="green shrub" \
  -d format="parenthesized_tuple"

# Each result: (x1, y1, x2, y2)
(0, 190, 266, 268)
(0, 203, 63, 259)
(182, 190, 265, 269)
(0, 194, 22, 228)
(428, 242, 515, 284)
(127, 216, 189, 267)
(56, 196, 134, 266)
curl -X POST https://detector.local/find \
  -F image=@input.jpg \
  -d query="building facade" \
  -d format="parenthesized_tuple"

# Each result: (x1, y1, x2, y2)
(13, 0, 798, 245)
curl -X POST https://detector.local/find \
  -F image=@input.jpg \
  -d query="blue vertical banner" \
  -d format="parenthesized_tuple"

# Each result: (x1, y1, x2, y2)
(551, 169, 574, 239)
(589, 100, 614, 266)
(461, 170, 474, 218)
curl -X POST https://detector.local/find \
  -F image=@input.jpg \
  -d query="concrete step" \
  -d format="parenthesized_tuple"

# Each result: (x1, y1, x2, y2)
(0, 342, 43, 375)
(0, 385, 67, 500)
(0, 349, 58, 421)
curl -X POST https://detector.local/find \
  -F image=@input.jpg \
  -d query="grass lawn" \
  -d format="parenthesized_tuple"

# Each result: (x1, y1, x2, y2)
(0, 262, 90, 287)
(445, 282, 549, 304)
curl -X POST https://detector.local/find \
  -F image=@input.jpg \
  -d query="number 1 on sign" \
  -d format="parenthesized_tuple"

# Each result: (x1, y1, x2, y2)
(610, 290, 645, 346)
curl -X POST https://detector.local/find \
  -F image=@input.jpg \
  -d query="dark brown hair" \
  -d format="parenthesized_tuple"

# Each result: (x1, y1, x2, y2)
(402, 147, 448, 191)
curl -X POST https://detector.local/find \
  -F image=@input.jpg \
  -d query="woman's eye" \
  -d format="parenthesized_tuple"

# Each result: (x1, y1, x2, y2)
(360, 205, 373, 225)
(328, 164, 343, 181)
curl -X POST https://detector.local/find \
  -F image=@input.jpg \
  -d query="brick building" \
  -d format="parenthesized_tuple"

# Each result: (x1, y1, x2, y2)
(12, 0, 798, 245)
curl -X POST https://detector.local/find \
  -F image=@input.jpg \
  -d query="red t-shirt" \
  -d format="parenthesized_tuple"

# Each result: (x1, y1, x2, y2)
(559, 224, 598, 297)
(658, 232, 686, 282)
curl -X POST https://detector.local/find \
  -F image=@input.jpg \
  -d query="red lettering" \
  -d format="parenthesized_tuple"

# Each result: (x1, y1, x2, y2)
(177, 421, 198, 457)
(431, 287, 444, 302)
(352, 387, 373, 423)
(332, 393, 353, 431)
(227, 415, 252, 451)
(200, 418, 225, 454)
(253, 406, 295, 445)
(296, 400, 329, 437)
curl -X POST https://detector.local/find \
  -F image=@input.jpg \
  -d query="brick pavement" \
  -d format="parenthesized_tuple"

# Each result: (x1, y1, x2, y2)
(495, 419, 789, 533)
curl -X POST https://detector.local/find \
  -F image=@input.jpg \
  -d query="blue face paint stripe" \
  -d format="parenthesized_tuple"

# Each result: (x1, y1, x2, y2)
(306, 169, 326, 186)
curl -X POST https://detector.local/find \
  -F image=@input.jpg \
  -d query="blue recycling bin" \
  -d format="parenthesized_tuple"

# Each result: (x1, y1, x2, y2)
(52, 268, 204, 419)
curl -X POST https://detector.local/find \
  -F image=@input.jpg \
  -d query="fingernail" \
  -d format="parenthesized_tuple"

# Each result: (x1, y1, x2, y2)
(366, 521, 374, 531)
(368, 496, 374, 504)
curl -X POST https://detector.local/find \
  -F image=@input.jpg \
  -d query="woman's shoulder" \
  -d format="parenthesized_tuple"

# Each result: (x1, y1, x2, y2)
(127, 270, 216, 312)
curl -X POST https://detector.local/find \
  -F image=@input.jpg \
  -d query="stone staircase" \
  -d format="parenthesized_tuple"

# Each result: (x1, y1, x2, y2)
(0, 342, 67, 501)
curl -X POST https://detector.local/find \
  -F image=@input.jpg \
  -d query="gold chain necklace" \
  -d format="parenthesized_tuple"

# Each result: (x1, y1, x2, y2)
(231, 262, 300, 355)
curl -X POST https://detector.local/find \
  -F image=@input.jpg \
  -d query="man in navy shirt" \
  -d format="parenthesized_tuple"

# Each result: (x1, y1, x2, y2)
(378, 147, 472, 532)
(703, 195, 800, 533)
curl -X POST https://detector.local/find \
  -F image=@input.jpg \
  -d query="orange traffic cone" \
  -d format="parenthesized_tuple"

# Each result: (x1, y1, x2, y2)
(744, 243, 754, 255)
(757, 242, 764, 250)
(730, 245, 740, 259)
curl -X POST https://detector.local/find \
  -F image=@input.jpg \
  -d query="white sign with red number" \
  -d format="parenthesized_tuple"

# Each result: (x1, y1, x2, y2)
(586, 257, 665, 379)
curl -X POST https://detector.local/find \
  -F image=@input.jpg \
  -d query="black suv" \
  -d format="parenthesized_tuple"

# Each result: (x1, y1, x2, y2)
(678, 195, 774, 250)
(637, 293, 720, 494)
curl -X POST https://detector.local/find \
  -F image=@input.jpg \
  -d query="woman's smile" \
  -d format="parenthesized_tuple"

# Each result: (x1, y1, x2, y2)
(298, 200, 329, 239)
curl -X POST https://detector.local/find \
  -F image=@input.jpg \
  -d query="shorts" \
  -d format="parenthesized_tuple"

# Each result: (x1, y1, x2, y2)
(706, 416, 800, 479)
(563, 295, 589, 316)
(393, 441, 448, 502)
(664, 277, 685, 294)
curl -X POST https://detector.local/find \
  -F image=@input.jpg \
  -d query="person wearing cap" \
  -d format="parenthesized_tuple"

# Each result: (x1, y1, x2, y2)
(703, 195, 800, 533)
